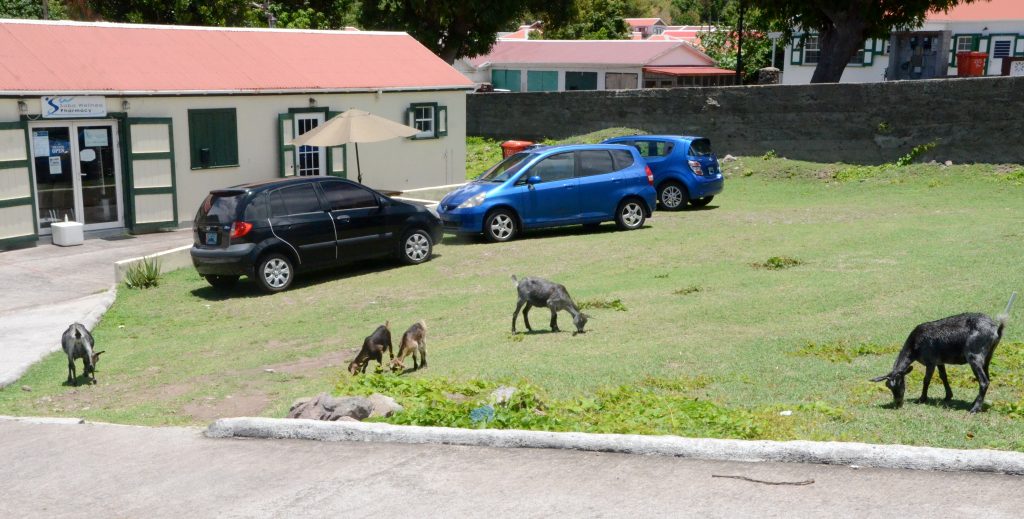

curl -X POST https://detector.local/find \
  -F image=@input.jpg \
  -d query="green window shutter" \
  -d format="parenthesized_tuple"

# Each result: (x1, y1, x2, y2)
(436, 105, 448, 137)
(493, 69, 522, 92)
(188, 109, 238, 169)
(324, 111, 347, 178)
(278, 112, 295, 177)
(527, 71, 557, 92)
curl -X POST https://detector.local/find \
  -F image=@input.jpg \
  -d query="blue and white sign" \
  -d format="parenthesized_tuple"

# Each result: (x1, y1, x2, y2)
(41, 96, 107, 118)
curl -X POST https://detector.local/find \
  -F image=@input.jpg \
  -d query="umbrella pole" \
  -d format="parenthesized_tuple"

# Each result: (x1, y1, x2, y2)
(355, 142, 362, 184)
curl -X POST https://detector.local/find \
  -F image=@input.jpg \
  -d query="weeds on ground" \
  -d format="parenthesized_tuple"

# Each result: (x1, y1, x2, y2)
(762, 149, 778, 160)
(792, 340, 893, 363)
(123, 257, 161, 289)
(335, 373, 768, 439)
(673, 285, 703, 296)
(577, 298, 628, 311)
(833, 141, 939, 182)
(997, 170, 1024, 185)
(894, 141, 938, 167)
(552, 127, 647, 145)
(751, 256, 802, 270)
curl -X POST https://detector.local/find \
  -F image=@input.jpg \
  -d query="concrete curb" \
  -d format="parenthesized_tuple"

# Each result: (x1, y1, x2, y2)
(0, 415, 85, 425)
(114, 244, 192, 283)
(80, 285, 117, 332)
(205, 417, 1024, 476)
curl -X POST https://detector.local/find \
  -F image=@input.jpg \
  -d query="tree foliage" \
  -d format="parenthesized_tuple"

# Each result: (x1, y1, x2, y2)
(541, 0, 633, 40)
(698, 1, 777, 83)
(754, 0, 982, 83)
(0, 0, 68, 19)
(360, 0, 573, 63)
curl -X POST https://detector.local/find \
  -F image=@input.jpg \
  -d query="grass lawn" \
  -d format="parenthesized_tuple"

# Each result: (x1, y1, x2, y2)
(2, 154, 1024, 451)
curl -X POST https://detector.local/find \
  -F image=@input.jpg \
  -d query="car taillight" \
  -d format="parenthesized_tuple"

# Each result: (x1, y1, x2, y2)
(688, 160, 704, 176)
(645, 165, 654, 185)
(230, 221, 253, 239)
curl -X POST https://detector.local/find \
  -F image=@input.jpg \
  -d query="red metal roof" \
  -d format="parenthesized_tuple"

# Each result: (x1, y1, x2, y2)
(0, 19, 473, 94)
(929, 0, 1024, 21)
(643, 66, 735, 76)
(468, 40, 711, 67)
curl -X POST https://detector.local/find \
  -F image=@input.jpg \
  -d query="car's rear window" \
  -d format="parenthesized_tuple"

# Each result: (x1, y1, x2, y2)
(578, 150, 616, 177)
(629, 141, 673, 158)
(611, 150, 634, 170)
(197, 193, 242, 223)
(274, 184, 322, 215)
(244, 193, 269, 221)
(688, 138, 714, 157)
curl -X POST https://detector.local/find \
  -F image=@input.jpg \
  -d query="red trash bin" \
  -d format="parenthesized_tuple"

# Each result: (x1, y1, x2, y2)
(500, 140, 534, 158)
(956, 51, 973, 77)
(968, 51, 988, 76)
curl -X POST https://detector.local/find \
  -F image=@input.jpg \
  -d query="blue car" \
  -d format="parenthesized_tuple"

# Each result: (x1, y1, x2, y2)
(437, 144, 657, 242)
(602, 135, 723, 211)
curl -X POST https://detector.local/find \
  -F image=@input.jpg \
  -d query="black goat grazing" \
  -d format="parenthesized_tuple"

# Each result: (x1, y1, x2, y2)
(61, 323, 104, 386)
(871, 292, 1017, 413)
(348, 321, 393, 375)
(511, 275, 590, 335)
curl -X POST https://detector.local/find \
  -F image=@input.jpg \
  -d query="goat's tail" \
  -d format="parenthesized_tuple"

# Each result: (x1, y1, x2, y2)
(997, 291, 1017, 336)
(510, 274, 518, 286)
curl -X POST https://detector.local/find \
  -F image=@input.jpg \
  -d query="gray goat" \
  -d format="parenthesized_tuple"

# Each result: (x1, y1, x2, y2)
(871, 292, 1017, 413)
(61, 323, 104, 386)
(511, 275, 589, 335)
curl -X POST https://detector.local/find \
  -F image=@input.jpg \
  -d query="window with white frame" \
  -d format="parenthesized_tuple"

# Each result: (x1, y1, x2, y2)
(407, 103, 448, 139)
(956, 35, 974, 53)
(803, 35, 820, 64)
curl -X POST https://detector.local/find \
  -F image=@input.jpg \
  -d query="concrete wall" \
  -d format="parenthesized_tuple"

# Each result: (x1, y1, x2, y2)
(2, 90, 466, 228)
(467, 76, 1024, 164)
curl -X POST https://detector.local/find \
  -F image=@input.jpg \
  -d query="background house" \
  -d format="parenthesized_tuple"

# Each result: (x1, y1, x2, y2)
(0, 19, 471, 247)
(624, 18, 667, 39)
(456, 40, 735, 91)
(783, 0, 1024, 84)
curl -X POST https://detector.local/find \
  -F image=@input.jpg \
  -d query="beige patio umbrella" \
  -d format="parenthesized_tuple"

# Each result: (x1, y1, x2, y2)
(290, 108, 419, 184)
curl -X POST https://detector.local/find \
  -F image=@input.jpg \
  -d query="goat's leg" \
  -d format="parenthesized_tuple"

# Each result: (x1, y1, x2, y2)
(512, 299, 527, 333)
(419, 340, 427, 369)
(967, 356, 990, 413)
(917, 365, 935, 403)
(549, 309, 560, 332)
(67, 360, 76, 386)
(937, 365, 953, 401)
(523, 303, 534, 331)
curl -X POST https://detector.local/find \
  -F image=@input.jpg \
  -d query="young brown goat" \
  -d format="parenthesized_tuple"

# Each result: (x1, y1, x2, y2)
(391, 321, 427, 372)
(348, 321, 393, 375)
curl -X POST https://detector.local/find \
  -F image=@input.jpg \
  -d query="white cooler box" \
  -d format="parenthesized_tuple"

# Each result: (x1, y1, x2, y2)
(51, 221, 85, 246)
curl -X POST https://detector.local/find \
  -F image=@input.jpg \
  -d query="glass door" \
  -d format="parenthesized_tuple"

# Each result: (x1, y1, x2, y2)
(77, 124, 121, 229)
(294, 113, 326, 176)
(30, 125, 75, 230)
(30, 121, 123, 234)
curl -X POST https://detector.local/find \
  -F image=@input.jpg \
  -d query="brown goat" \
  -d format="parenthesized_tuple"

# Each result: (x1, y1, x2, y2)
(391, 320, 427, 373)
(348, 321, 393, 375)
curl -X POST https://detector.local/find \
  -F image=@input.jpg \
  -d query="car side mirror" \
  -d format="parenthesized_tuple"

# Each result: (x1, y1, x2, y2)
(527, 175, 541, 185)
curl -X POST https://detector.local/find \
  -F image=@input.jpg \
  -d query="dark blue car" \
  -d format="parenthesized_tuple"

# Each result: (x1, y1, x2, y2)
(602, 135, 723, 211)
(437, 144, 657, 242)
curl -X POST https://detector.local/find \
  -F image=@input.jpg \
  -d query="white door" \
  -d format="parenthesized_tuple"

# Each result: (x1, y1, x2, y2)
(294, 113, 326, 176)
(29, 121, 123, 234)
(988, 37, 1015, 76)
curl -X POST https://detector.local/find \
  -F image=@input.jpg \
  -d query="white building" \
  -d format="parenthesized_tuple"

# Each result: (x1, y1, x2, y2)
(0, 20, 472, 247)
(783, 0, 1024, 84)
(456, 40, 736, 91)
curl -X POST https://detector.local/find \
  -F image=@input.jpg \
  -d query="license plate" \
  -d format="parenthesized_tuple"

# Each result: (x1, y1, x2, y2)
(205, 232, 218, 246)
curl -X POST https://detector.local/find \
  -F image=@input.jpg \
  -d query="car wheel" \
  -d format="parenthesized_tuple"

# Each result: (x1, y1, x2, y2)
(399, 228, 433, 265)
(657, 182, 687, 211)
(689, 195, 714, 208)
(484, 209, 517, 242)
(615, 199, 646, 231)
(204, 275, 239, 289)
(256, 253, 294, 293)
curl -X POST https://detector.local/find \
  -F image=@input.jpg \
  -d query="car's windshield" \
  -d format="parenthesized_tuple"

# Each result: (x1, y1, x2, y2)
(478, 153, 532, 182)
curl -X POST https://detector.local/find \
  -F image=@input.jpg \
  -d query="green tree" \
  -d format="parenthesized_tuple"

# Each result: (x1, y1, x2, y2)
(754, 0, 982, 83)
(541, 0, 633, 40)
(0, 0, 69, 19)
(360, 0, 573, 64)
(698, 2, 776, 83)
(670, 0, 728, 24)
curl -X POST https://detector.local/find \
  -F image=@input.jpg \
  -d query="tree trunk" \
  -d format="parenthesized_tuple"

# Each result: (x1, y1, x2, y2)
(810, 10, 868, 84)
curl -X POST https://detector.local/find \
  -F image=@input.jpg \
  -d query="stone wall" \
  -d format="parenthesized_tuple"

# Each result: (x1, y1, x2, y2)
(467, 76, 1024, 164)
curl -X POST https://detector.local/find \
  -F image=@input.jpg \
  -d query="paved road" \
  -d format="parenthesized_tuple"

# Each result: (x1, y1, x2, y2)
(0, 230, 191, 386)
(2, 419, 1022, 518)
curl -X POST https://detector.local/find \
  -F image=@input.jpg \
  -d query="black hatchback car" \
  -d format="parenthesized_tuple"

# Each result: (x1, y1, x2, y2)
(190, 176, 442, 293)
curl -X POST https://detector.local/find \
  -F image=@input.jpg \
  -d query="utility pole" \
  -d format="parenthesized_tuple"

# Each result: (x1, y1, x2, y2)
(41, 0, 49, 20)
(736, 0, 746, 85)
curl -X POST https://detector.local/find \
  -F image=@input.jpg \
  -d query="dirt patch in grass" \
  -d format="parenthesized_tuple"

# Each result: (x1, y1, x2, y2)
(673, 285, 702, 296)
(183, 391, 272, 422)
(266, 350, 353, 375)
(751, 256, 803, 270)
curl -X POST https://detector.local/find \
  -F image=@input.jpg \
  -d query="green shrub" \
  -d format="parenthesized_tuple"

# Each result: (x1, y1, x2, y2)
(124, 256, 161, 289)
(762, 149, 778, 160)
(894, 141, 938, 167)
(577, 298, 627, 311)
(751, 256, 802, 270)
